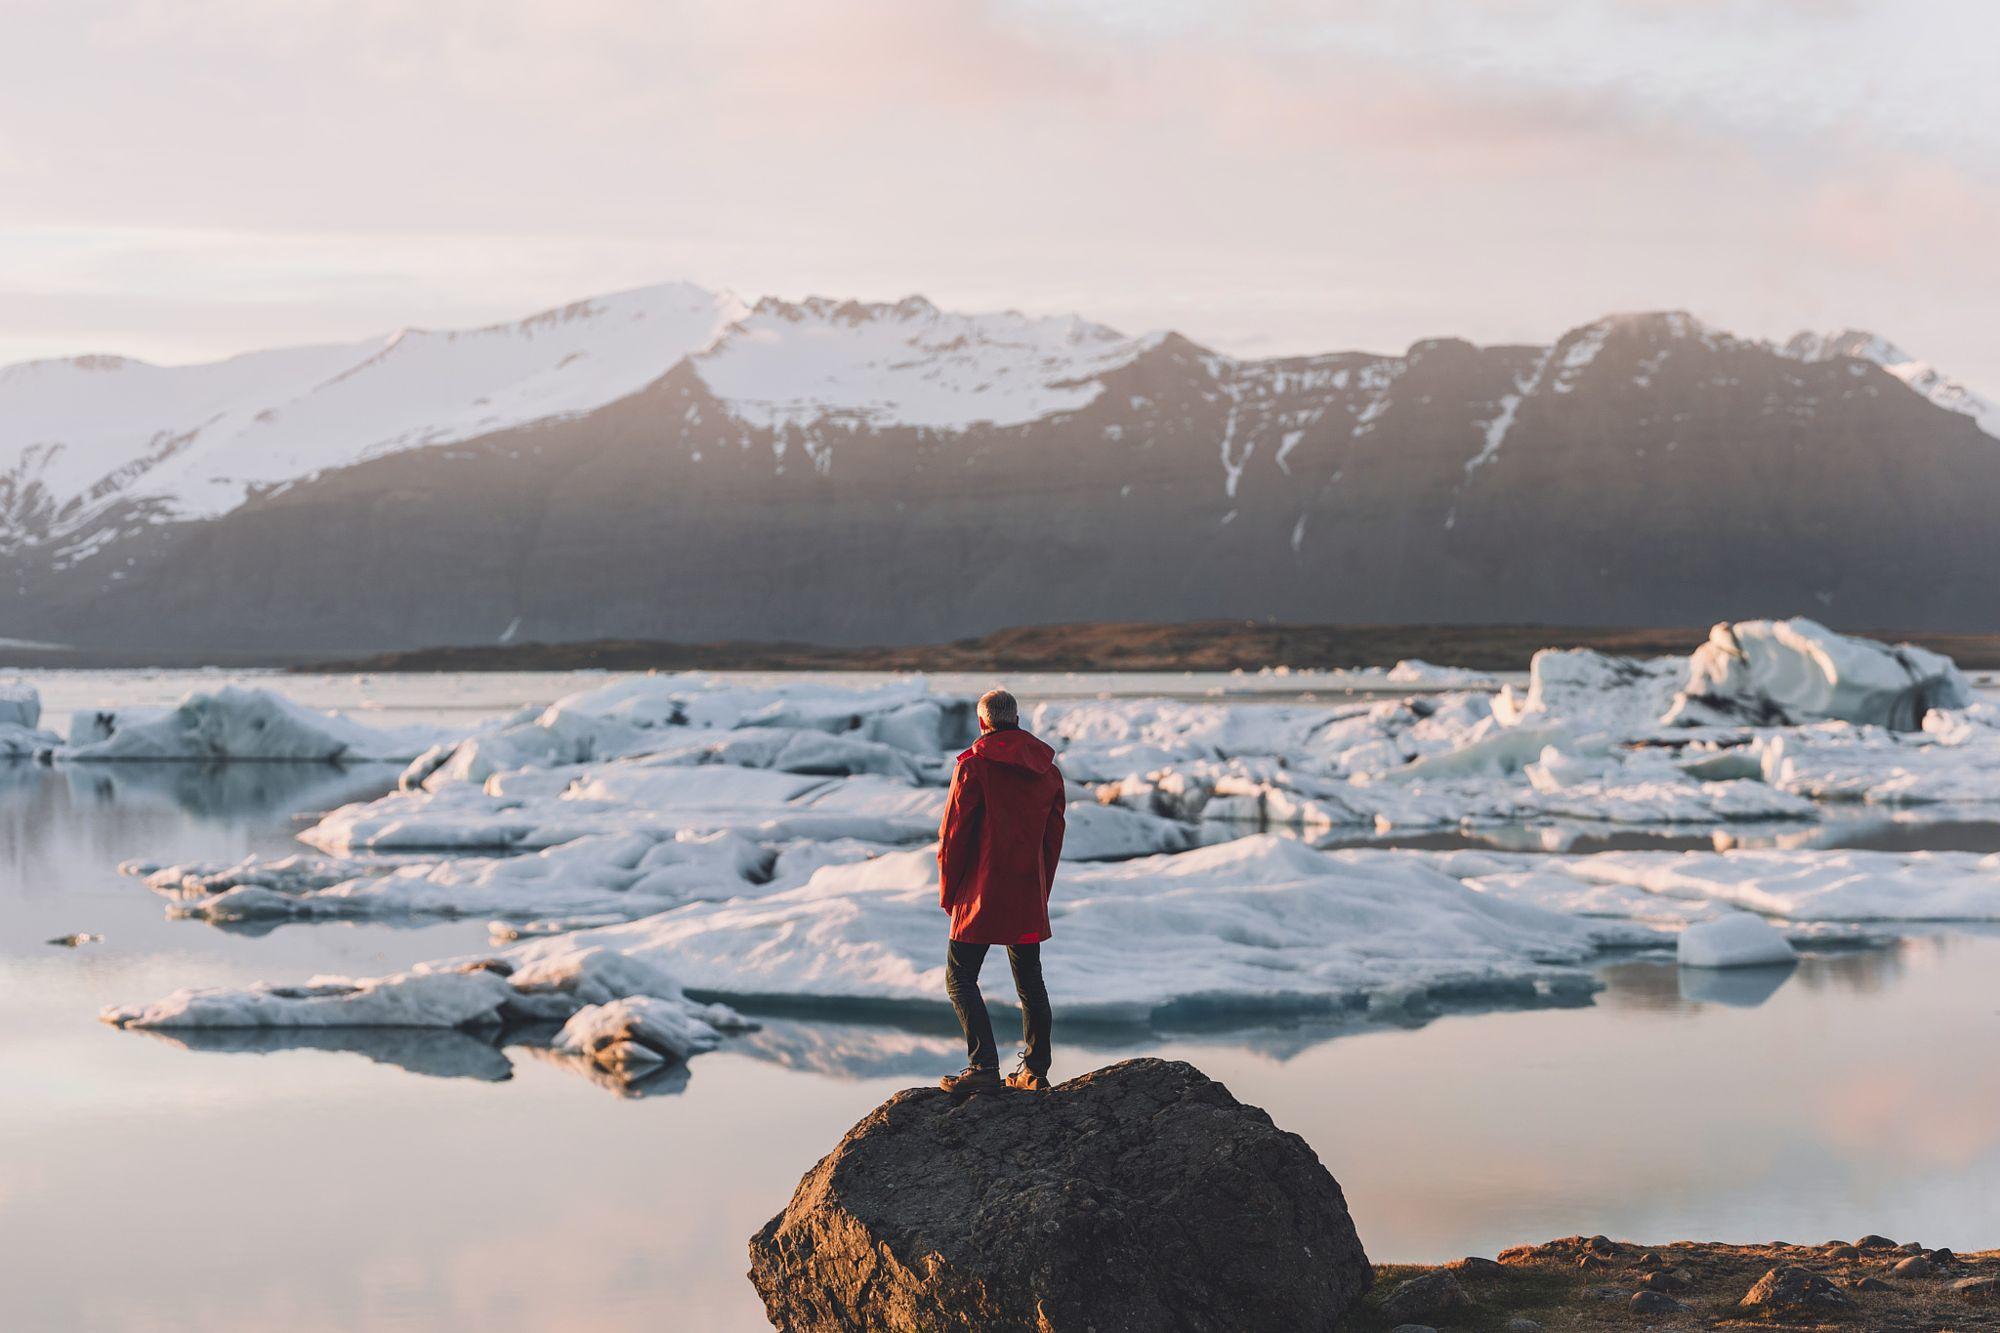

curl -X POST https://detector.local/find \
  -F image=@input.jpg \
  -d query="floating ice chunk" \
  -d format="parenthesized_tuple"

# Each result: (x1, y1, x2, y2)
(1383, 659, 1498, 687)
(103, 946, 753, 1091)
(136, 829, 772, 923)
(63, 686, 443, 762)
(1664, 618, 1970, 732)
(0, 681, 62, 756)
(1491, 649, 1685, 731)
(1677, 912, 1799, 968)
(404, 674, 968, 791)
(553, 995, 753, 1073)
(1377, 724, 1573, 782)
(103, 964, 518, 1029)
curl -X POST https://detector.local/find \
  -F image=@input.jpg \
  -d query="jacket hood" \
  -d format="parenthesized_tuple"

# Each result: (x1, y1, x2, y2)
(960, 727, 1057, 774)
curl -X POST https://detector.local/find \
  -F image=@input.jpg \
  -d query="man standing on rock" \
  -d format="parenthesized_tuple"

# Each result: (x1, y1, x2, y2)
(936, 688, 1066, 1095)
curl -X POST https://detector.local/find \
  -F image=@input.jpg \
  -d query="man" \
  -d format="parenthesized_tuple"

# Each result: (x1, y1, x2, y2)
(936, 688, 1066, 1095)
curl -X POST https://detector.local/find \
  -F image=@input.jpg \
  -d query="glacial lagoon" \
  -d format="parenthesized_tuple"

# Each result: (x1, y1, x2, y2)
(3, 669, 1999, 1331)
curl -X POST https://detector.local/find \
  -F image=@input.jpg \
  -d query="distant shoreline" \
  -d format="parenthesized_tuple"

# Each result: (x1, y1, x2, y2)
(10, 620, 2000, 675)
(295, 621, 2000, 674)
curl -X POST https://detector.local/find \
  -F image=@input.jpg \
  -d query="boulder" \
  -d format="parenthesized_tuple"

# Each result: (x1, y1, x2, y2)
(1378, 1271, 1470, 1322)
(1957, 1277, 2000, 1302)
(1740, 1265, 1854, 1314)
(747, 1058, 1371, 1332)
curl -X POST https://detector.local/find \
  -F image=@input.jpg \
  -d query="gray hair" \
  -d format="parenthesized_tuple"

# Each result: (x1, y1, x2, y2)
(977, 688, 1020, 729)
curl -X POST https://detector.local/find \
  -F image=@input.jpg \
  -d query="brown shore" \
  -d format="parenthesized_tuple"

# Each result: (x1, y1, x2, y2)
(288, 621, 2000, 675)
(1357, 1233, 2000, 1330)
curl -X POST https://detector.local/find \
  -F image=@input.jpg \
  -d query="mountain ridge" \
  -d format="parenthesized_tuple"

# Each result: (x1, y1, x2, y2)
(7, 285, 2000, 652)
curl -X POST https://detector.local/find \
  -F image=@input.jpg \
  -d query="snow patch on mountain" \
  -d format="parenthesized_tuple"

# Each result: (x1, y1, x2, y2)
(689, 295, 1140, 430)
(1783, 329, 2000, 439)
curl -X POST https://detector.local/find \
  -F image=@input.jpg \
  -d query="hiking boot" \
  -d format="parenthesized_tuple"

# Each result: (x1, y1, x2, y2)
(939, 1065, 1002, 1096)
(1004, 1065, 1050, 1092)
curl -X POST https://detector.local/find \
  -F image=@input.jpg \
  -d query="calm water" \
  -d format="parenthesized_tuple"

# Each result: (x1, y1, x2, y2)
(4, 676, 2000, 1331)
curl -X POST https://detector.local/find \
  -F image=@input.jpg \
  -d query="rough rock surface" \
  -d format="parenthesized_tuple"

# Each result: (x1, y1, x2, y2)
(747, 1058, 1371, 1332)
(1740, 1264, 1856, 1313)
(1377, 1270, 1470, 1322)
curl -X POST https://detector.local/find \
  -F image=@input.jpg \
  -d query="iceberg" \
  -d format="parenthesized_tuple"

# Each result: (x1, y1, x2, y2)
(63, 685, 445, 762)
(1492, 648, 1686, 731)
(0, 681, 62, 756)
(1663, 618, 1970, 731)
(1676, 912, 1799, 968)
(554, 995, 755, 1073)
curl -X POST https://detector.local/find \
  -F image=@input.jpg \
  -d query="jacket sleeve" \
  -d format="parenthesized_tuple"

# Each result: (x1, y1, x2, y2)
(1041, 775, 1067, 897)
(937, 758, 984, 910)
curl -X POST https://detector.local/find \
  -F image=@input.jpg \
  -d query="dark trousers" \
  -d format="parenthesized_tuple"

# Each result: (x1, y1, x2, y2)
(944, 940, 1052, 1075)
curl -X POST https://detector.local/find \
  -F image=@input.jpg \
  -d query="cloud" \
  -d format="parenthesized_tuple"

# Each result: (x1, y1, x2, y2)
(0, 0, 1995, 389)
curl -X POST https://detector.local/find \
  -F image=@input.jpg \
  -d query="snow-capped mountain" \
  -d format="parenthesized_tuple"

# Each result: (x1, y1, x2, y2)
(5, 290, 1999, 655)
(0, 284, 1152, 552)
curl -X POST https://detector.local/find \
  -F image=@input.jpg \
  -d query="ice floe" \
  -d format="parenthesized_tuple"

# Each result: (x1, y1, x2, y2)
(129, 830, 773, 923)
(109, 836, 1651, 1043)
(102, 943, 746, 1048)
(81, 621, 2000, 1095)
(1452, 847, 2000, 921)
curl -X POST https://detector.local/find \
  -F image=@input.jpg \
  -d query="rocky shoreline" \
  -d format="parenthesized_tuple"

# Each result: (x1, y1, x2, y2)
(1357, 1233, 1999, 1331)
(747, 1060, 1997, 1332)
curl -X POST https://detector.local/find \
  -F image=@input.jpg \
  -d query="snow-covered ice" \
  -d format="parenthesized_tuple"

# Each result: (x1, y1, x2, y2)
(82, 619, 2000, 1091)
(111, 836, 1645, 1036)
(1453, 847, 2000, 922)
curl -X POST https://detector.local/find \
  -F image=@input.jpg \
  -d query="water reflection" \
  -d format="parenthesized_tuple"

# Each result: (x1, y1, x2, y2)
(133, 1025, 519, 1083)
(1200, 808, 2000, 856)
(1596, 942, 1920, 1016)
(54, 759, 400, 821)
(1677, 962, 1796, 1008)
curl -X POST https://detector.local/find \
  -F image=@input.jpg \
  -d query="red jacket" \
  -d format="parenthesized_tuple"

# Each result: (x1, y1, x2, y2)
(938, 726, 1067, 945)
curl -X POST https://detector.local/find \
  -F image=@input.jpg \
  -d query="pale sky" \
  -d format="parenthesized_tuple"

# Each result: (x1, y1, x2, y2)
(4, 0, 1997, 386)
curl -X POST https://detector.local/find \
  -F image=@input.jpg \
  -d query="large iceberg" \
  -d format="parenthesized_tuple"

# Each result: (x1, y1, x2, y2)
(64, 685, 445, 762)
(1663, 618, 1970, 731)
